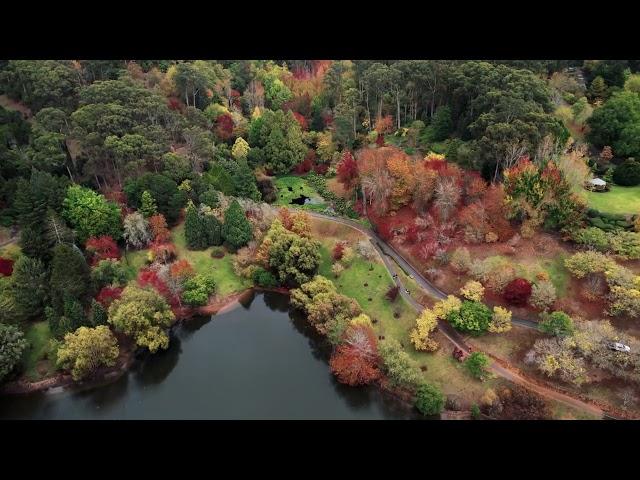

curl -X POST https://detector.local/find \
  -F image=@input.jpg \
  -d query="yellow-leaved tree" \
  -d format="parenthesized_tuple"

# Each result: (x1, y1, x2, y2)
(56, 326, 119, 381)
(489, 306, 512, 333)
(459, 280, 485, 302)
(410, 309, 439, 352)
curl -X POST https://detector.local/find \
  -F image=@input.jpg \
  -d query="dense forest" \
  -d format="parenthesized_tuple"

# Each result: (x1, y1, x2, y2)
(2, 59, 640, 418)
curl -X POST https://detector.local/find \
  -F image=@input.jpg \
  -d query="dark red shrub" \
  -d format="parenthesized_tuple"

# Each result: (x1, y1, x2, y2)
(376, 133, 385, 147)
(96, 286, 123, 307)
(86, 236, 120, 265)
(503, 278, 532, 307)
(333, 242, 345, 261)
(0, 257, 14, 276)
(313, 162, 329, 175)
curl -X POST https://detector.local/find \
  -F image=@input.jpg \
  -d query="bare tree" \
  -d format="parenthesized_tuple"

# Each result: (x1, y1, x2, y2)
(494, 140, 528, 183)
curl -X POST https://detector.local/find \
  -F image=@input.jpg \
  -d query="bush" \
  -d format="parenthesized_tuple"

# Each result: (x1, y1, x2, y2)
(538, 311, 575, 337)
(573, 227, 610, 252)
(182, 274, 217, 306)
(415, 383, 445, 416)
(0, 323, 28, 381)
(450, 247, 472, 273)
(385, 285, 400, 302)
(613, 159, 640, 186)
(378, 338, 423, 390)
(530, 280, 557, 311)
(446, 300, 492, 336)
(503, 278, 532, 307)
(210, 246, 225, 258)
(464, 352, 491, 381)
(253, 268, 278, 288)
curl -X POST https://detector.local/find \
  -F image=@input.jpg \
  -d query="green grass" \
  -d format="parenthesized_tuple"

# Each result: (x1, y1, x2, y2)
(22, 321, 55, 381)
(171, 223, 251, 297)
(273, 176, 325, 208)
(585, 185, 640, 215)
(122, 248, 150, 280)
(541, 255, 570, 296)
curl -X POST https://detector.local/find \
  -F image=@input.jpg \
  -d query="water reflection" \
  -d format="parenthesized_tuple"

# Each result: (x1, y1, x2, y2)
(0, 292, 420, 420)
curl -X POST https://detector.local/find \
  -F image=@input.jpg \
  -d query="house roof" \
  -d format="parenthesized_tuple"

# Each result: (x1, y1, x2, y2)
(589, 178, 607, 186)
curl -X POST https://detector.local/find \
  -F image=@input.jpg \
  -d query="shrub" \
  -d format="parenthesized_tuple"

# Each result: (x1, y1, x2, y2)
(450, 247, 472, 273)
(0, 258, 14, 277)
(471, 403, 481, 419)
(332, 242, 345, 261)
(0, 323, 28, 381)
(573, 227, 609, 252)
(56, 326, 119, 381)
(210, 246, 225, 258)
(415, 383, 445, 416)
(503, 278, 532, 307)
(464, 352, 492, 380)
(609, 231, 640, 259)
(613, 159, 640, 186)
(253, 268, 278, 288)
(488, 306, 512, 333)
(446, 300, 492, 335)
(331, 262, 344, 278)
(530, 280, 557, 310)
(564, 251, 615, 278)
(378, 338, 423, 390)
(182, 274, 216, 306)
(538, 311, 575, 337)
(459, 280, 485, 302)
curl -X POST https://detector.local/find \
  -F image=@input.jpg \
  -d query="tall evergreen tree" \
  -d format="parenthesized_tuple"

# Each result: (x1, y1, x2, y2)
(49, 243, 91, 313)
(222, 200, 253, 250)
(184, 202, 208, 249)
(11, 256, 49, 319)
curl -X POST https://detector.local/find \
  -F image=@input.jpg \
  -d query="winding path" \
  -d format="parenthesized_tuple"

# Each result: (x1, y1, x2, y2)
(304, 210, 605, 418)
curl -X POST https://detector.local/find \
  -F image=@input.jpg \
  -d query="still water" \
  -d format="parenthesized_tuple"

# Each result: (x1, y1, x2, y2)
(0, 292, 419, 419)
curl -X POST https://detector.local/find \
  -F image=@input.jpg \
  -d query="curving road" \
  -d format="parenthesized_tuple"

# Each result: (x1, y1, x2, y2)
(304, 210, 605, 418)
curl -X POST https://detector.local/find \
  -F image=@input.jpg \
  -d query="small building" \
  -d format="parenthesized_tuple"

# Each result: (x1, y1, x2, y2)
(585, 177, 608, 192)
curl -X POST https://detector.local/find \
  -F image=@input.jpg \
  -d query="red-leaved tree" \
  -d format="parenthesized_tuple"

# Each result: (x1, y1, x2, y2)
(170, 259, 195, 282)
(376, 133, 385, 147)
(137, 268, 179, 306)
(85, 236, 120, 265)
(336, 151, 359, 193)
(96, 286, 123, 307)
(332, 242, 345, 261)
(329, 324, 381, 386)
(503, 278, 532, 307)
(149, 213, 170, 243)
(151, 242, 177, 264)
(292, 112, 308, 131)
(215, 113, 234, 142)
(0, 257, 14, 276)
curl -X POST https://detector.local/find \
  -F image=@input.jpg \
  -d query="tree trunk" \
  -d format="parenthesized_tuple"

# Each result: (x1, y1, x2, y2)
(361, 185, 368, 216)
(396, 89, 401, 129)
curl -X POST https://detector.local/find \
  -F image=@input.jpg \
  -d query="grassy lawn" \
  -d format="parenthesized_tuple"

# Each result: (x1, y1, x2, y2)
(316, 233, 499, 406)
(585, 185, 640, 215)
(122, 248, 150, 280)
(541, 255, 570, 296)
(22, 321, 56, 381)
(171, 223, 251, 297)
(273, 176, 325, 208)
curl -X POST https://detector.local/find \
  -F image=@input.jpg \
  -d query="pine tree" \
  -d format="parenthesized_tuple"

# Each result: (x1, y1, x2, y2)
(90, 299, 108, 326)
(184, 202, 208, 249)
(140, 190, 158, 218)
(203, 213, 222, 246)
(12, 255, 49, 319)
(222, 200, 253, 250)
(233, 160, 261, 201)
(49, 243, 91, 313)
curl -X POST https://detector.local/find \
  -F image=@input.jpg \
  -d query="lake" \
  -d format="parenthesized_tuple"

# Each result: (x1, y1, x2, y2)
(0, 291, 419, 420)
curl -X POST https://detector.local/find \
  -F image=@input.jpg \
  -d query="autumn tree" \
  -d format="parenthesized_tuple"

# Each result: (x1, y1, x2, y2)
(336, 151, 359, 197)
(488, 306, 512, 333)
(85, 235, 120, 265)
(410, 308, 439, 352)
(503, 278, 532, 307)
(56, 325, 119, 381)
(148, 213, 170, 243)
(329, 324, 381, 386)
(108, 285, 175, 353)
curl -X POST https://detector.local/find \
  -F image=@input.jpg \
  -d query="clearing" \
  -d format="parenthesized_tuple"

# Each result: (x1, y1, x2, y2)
(586, 185, 640, 215)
